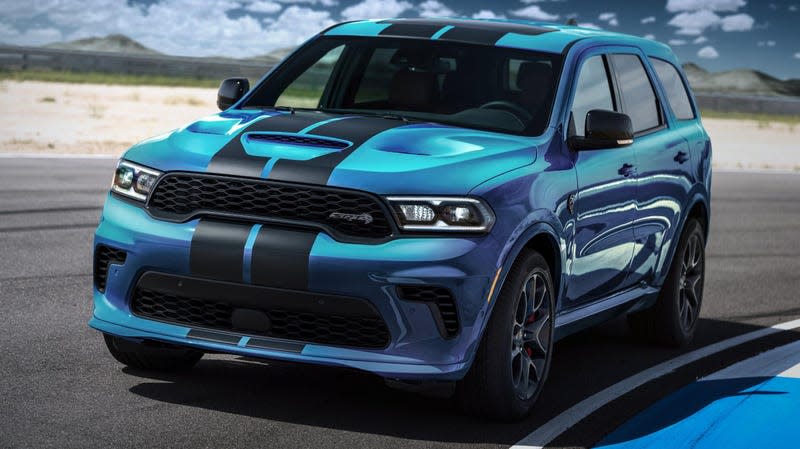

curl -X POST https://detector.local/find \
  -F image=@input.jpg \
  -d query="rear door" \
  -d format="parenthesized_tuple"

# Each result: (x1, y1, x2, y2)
(607, 53, 693, 287)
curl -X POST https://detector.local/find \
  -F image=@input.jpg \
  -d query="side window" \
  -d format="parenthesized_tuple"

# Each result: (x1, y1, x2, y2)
(609, 54, 662, 133)
(650, 58, 695, 120)
(570, 55, 614, 137)
(276, 45, 344, 108)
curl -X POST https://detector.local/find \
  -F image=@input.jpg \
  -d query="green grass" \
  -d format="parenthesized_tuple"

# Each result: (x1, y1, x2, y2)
(700, 109, 800, 126)
(0, 68, 226, 88)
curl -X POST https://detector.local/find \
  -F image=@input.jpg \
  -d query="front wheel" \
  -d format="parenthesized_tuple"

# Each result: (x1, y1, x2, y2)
(457, 250, 555, 421)
(628, 218, 706, 347)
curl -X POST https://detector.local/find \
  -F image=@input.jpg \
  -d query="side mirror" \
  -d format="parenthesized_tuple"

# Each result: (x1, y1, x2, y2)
(569, 109, 634, 151)
(217, 78, 250, 110)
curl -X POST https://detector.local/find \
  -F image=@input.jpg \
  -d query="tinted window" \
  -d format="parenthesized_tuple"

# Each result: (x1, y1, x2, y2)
(276, 45, 344, 108)
(570, 55, 614, 137)
(650, 58, 695, 120)
(610, 54, 661, 133)
(244, 37, 562, 136)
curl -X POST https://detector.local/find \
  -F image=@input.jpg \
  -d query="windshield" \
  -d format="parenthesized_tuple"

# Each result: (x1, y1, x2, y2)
(243, 37, 562, 136)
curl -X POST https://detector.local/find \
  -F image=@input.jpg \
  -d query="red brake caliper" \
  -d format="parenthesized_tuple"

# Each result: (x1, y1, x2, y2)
(525, 312, 536, 356)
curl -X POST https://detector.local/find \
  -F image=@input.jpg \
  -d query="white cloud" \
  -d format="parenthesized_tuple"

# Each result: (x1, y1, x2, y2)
(599, 12, 616, 21)
(794, 52, 800, 59)
(697, 45, 719, 58)
(669, 39, 688, 45)
(275, 0, 338, 5)
(643, 33, 656, 39)
(340, 0, 412, 21)
(245, 1, 282, 13)
(511, 5, 559, 21)
(790, 5, 798, 12)
(666, 0, 746, 13)
(0, 24, 63, 46)
(641, 16, 656, 24)
(693, 35, 708, 43)
(758, 40, 777, 47)
(608, 18, 619, 26)
(668, 9, 720, 35)
(419, 0, 455, 18)
(720, 13, 754, 31)
(472, 10, 505, 19)
(0, 0, 336, 58)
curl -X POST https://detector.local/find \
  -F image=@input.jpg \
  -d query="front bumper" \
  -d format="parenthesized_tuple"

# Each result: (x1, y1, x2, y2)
(90, 193, 501, 380)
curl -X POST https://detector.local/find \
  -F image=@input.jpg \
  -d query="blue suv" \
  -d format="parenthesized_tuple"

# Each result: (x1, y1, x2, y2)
(91, 18, 711, 419)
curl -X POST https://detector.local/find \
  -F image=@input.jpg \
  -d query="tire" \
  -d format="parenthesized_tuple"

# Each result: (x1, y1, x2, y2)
(457, 250, 555, 421)
(628, 219, 706, 347)
(103, 334, 203, 372)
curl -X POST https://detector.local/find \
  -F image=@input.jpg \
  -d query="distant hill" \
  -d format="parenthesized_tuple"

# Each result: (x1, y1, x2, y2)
(244, 47, 295, 64)
(44, 34, 160, 55)
(682, 63, 800, 97)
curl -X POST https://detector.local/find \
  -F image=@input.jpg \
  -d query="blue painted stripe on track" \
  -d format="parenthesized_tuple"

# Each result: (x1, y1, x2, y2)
(242, 224, 262, 283)
(594, 376, 800, 449)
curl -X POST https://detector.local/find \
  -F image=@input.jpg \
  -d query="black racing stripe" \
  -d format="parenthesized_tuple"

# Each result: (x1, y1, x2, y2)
(207, 112, 336, 177)
(250, 226, 317, 290)
(378, 19, 556, 37)
(189, 220, 252, 282)
(438, 27, 506, 45)
(378, 23, 442, 38)
(267, 117, 404, 185)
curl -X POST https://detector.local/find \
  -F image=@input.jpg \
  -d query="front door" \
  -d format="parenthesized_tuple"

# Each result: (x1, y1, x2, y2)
(564, 53, 637, 307)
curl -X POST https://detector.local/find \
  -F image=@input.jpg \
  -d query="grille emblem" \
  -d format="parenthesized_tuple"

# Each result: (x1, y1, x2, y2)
(329, 212, 374, 224)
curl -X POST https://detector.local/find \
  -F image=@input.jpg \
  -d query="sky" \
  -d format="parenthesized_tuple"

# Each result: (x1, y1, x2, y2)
(0, 0, 798, 79)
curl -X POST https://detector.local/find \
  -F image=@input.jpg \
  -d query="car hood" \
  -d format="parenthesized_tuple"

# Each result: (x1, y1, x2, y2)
(124, 110, 543, 195)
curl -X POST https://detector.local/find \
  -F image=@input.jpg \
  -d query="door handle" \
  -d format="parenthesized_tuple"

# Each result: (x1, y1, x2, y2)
(674, 151, 689, 164)
(618, 163, 635, 177)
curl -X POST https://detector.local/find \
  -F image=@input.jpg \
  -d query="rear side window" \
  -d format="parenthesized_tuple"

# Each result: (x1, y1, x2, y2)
(650, 58, 695, 120)
(570, 55, 615, 137)
(610, 54, 662, 133)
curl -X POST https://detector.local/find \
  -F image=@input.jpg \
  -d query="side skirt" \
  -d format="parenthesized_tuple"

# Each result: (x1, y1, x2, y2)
(554, 285, 659, 341)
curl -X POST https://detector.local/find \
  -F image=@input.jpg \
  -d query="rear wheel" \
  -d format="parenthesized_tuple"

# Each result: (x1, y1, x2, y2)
(628, 219, 705, 347)
(457, 250, 555, 421)
(103, 334, 203, 372)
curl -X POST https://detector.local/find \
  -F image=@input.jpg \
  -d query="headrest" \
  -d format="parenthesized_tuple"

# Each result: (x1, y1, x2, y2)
(517, 62, 553, 92)
(389, 70, 438, 110)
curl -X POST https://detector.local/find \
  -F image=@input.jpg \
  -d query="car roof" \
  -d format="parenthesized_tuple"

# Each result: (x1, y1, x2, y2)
(325, 18, 675, 61)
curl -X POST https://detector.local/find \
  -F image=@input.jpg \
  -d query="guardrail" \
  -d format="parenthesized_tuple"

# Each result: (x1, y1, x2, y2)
(1, 45, 799, 116)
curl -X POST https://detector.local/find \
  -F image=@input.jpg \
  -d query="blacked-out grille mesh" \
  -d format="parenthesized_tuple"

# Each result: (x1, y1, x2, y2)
(131, 287, 391, 349)
(397, 285, 459, 337)
(94, 245, 127, 293)
(147, 174, 393, 239)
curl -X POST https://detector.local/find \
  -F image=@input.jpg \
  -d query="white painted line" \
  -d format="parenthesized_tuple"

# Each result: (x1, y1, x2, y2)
(0, 153, 117, 159)
(511, 318, 800, 449)
(713, 168, 800, 175)
(704, 339, 800, 381)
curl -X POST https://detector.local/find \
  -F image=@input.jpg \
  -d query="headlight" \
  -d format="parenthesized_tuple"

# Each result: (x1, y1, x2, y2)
(111, 160, 162, 201)
(386, 196, 495, 232)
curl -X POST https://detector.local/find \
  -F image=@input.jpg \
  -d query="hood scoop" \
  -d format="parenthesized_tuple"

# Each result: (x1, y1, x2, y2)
(246, 133, 351, 150)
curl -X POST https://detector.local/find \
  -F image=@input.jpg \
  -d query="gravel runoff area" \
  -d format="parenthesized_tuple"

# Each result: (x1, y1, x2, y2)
(1, 80, 798, 171)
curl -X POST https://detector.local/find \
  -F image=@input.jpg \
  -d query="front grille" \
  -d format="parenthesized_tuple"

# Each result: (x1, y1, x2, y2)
(397, 286, 459, 337)
(247, 133, 350, 149)
(131, 286, 391, 349)
(93, 245, 127, 293)
(147, 174, 393, 239)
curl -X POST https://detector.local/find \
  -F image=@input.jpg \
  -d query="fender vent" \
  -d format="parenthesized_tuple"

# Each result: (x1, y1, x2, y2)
(247, 133, 350, 149)
(397, 286, 459, 338)
(94, 245, 127, 293)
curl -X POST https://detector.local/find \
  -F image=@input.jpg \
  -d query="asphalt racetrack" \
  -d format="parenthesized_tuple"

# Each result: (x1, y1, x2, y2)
(1, 157, 799, 448)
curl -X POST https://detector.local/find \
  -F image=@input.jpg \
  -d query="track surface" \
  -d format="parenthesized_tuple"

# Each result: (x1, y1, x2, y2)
(1, 158, 798, 448)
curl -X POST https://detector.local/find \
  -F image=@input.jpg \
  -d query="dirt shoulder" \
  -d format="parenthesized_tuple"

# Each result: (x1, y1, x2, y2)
(1, 80, 798, 171)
